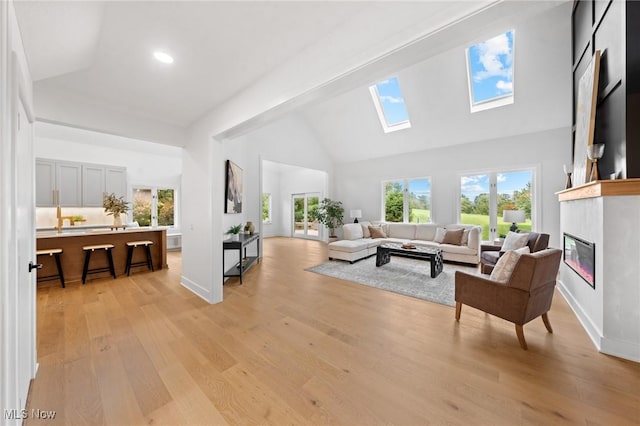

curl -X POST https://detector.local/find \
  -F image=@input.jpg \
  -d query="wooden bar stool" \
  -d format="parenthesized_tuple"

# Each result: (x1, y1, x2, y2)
(36, 248, 65, 288)
(82, 244, 116, 284)
(125, 240, 154, 276)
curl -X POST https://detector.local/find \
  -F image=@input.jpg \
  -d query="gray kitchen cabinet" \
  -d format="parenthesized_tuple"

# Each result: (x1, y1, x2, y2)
(105, 167, 127, 199)
(83, 165, 127, 207)
(55, 162, 82, 207)
(35, 159, 56, 207)
(36, 158, 127, 208)
(82, 164, 106, 207)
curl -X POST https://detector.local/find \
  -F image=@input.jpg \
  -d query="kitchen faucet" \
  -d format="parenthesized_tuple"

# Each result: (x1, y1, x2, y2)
(56, 205, 75, 232)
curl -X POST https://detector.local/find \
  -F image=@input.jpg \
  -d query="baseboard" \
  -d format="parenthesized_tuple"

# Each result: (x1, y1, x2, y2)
(600, 337, 640, 362)
(181, 275, 216, 304)
(557, 280, 602, 350)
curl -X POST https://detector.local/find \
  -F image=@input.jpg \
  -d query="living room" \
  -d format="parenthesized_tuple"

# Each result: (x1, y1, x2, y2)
(3, 0, 640, 424)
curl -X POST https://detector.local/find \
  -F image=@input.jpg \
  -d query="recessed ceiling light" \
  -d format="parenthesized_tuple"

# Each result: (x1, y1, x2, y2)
(153, 51, 174, 64)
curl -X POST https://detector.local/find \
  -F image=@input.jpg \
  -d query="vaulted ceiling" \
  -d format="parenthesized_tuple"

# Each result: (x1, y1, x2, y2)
(14, 1, 569, 153)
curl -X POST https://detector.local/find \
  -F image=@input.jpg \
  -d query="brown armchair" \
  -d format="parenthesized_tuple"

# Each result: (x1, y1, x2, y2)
(455, 248, 562, 349)
(480, 232, 550, 274)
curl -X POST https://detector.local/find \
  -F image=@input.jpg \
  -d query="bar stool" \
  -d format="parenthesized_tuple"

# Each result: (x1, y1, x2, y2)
(125, 240, 154, 276)
(82, 244, 116, 284)
(36, 248, 65, 288)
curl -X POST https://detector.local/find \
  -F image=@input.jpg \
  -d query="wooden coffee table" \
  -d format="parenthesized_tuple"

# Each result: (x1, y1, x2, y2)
(375, 243, 444, 278)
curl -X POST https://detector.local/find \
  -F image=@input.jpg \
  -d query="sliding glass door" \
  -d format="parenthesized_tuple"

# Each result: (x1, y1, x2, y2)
(292, 193, 320, 239)
(459, 169, 533, 241)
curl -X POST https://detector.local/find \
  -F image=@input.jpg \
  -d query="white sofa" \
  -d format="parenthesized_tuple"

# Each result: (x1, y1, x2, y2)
(328, 222, 482, 265)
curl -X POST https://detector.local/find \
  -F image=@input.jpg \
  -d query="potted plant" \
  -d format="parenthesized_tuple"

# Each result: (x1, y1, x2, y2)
(103, 193, 130, 228)
(71, 215, 87, 225)
(226, 224, 242, 241)
(309, 198, 344, 240)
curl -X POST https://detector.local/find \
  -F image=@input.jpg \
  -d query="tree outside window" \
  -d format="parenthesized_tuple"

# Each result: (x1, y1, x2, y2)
(132, 187, 177, 228)
(262, 193, 272, 223)
(383, 178, 431, 223)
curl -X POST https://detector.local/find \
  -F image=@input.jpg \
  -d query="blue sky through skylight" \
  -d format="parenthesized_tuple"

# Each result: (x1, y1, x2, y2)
(375, 77, 410, 126)
(467, 30, 514, 105)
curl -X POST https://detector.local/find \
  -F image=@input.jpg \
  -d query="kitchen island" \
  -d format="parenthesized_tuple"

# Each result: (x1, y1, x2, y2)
(36, 228, 167, 284)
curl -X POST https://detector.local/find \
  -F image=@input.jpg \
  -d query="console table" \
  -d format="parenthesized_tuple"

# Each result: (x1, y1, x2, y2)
(223, 233, 260, 284)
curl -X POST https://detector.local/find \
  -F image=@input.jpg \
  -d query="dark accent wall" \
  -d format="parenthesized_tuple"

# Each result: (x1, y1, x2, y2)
(572, 0, 640, 179)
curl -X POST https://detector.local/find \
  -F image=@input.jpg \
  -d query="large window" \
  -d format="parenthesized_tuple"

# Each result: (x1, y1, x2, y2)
(459, 169, 533, 241)
(383, 178, 431, 223)
(369, 76, 411, 133)
(262, 193, 272, 223)
(132, 187, 177, 228)
(466, 30, 515, 113)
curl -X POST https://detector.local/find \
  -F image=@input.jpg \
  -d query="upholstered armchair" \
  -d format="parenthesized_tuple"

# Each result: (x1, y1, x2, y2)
(480, 232, 550, 274)
(455, 248, 562, 349)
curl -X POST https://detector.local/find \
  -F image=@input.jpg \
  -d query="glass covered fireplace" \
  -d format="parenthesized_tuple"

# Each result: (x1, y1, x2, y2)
(563, 233, 595, 288)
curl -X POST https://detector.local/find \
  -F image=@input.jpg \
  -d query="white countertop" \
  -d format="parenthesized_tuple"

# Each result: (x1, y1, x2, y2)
(36, 227, 163, 239)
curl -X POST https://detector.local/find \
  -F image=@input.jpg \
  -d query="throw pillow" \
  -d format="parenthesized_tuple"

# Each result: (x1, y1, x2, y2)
(369, 226, 387, 239)
(501, 231, 529, 251)
(434, 227, 447, 243)
(360, 221, 372, 238)
(489, 246, 530, 283)
(441, 228, 464, 245)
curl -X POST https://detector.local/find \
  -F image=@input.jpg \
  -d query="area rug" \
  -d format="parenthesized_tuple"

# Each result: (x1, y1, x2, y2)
(306, 256, 479, 307)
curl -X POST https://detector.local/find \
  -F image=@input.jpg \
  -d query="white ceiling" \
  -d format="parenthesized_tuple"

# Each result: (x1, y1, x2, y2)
(14, 0, 570, 160)
(300, 1, 572, 163)
(14, 0, 499, 135)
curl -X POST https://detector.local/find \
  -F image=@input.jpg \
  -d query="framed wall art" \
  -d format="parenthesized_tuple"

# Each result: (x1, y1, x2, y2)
(573, 50, 601, 186)
(225, 160, 243, 214)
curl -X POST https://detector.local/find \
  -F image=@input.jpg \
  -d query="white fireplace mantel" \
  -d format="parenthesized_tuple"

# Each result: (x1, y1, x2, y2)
(557, 179, 640, 362)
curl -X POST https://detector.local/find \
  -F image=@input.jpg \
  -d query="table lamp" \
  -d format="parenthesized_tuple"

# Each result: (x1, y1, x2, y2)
(350, 209, 362, 223)
(503, 210, 526, 232)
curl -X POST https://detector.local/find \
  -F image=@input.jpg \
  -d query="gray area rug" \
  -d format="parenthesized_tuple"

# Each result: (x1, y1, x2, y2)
(306, 256, 479, 307)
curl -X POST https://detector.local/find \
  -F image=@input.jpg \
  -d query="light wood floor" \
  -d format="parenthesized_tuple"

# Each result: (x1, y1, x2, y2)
(26, 237, 640, 425)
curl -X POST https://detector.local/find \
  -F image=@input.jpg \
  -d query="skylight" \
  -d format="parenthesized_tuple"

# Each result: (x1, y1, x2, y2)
(369, 76, 411, 133)
(466, 30, 515, 113)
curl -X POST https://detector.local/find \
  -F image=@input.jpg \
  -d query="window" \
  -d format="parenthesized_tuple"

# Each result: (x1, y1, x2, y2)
(383, 178, 431, 223)
(369, 76, 411, 133)
(466, 30, 515, 113)
(132, 187, 177, 228)
(459, 169, 533, 241)
(262, 193, 272, 223)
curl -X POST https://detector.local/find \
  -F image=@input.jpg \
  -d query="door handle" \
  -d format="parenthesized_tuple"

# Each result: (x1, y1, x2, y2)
(29, 261, 43, 272)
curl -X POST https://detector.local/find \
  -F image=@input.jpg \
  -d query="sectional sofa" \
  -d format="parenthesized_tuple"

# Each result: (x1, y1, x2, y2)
(328, 221, 482, 265)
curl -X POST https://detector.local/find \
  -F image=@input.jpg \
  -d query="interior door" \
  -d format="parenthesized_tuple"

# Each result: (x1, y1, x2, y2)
(16, 97, 36, 408)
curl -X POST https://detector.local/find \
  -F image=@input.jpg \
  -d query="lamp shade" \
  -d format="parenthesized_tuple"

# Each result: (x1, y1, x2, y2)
(503, 209, 525, 224)
(349, 209, 362, 219)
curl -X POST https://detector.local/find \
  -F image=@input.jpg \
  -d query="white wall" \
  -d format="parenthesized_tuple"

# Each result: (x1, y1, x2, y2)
(35, 84, 187, 147)
(333, 127, 571, 245)
(180, 123, 222, 303)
